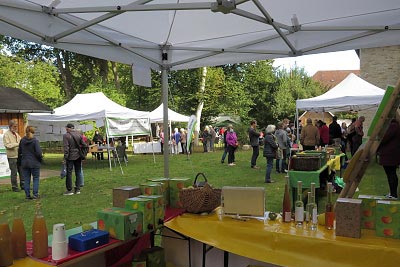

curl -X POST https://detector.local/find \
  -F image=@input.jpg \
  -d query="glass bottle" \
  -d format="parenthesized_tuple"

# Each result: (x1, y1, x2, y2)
(0, 210, 13, 266)
(305, 192, 312, 225)
(32, 202, 48, 259)
(294, 181, 304, 227)
(282, 176, 291, 223)
(325, 182, 335, 230)
(307, 183, 318, 231)
(11, 206, 26, 259)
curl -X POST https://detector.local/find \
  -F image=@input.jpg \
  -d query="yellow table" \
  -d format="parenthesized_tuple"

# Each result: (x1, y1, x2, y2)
(164, 209, 400, 267)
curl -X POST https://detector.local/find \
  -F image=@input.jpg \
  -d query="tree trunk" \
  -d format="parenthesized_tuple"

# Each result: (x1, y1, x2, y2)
(56, 50, 73, 99)
(98, 59, 109, 85)
(111, 61, 121, 90)
(194, 67, 207, 146)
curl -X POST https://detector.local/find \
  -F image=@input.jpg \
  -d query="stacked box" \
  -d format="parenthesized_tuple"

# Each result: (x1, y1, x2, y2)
(125, 197, 154, 232)
(97, 207, 143, 240)
(335, 198, 362, 238)
(147, 178, 170, 206)
(112, 186, 142, 208)
(169, 178, 192, 208)
(358, 195, 387, 229)
(376, 200, 400, 239)
(138, 195, 165, 229)
(140, 183, 164, 196)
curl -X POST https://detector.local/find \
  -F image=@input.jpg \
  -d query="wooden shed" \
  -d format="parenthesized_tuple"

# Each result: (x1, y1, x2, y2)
(0, 86, 52, 135)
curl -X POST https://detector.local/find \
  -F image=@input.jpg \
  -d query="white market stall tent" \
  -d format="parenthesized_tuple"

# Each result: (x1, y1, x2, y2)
(1, 0, 400, 178)
(296, 73, 385, 113)
(28, 92, 151, 171)
(149, 104, 190, 123)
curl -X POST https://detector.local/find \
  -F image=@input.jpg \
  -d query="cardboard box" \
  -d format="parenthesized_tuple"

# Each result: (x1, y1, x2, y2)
(335, 198, 362, 238)
(97, 207, 143, 240)
(113, 186, 142, 208)
(68, 229, 109, 252)
(125, 197, 154, 232)
(132, 261, 146, 267)
(138, 195, 165, 229)
(358, 195, 388, 229)
(146, 178, 170, 205)
(169, 178, 192, 208)
(139, 183, 164, 196)
(141, 246, 166, 267)
(376, 200, 400, 239)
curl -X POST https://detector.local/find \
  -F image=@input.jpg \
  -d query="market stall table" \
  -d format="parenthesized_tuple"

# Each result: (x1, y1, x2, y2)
(133, 141, 161, 154)
(163, 210, 400, 267)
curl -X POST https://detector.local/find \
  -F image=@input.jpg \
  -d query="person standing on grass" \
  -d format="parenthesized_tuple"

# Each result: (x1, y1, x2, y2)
(18, 126, 43, 200)
(329, 116, 342, 146)
(275, 121, 288, 173)
(248, 120, 261, 169)
(3, 119, 24, 192)
(226, 125, 238, 166)
(317, 120, 329, 147)
(220, 126, 228, 163)
(209, 126, 216, 152)
(377, 119, 400, 199)
(63, 123, 87, 196)
(300, 118, 320, 151)
(180, 128, 187, 155)
(263, 125, 277, 183)
(351, 116, 365, 156)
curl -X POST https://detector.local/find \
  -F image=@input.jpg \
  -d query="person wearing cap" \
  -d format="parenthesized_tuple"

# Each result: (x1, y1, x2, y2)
(300, 118, 320, 151)
(248, 120, 261, 169)
(62, 123, 88, 195)
(3, 120, 24, 192)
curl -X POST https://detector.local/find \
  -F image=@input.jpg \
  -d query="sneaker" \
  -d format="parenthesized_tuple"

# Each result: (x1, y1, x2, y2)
(12, 188, 20, 192)
(63, 190, 74, 196)
(251, 166, 260, 169)
(25, 196, 33, 200)
(385, 194, 398, 199)
(265, 180, 276, 183)
(228, 163, 236, 166)
(32, 195, 40, 199)
(74, 189, 81, 195)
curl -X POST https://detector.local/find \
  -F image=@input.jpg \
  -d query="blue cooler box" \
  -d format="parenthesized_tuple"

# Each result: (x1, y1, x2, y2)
(68, 229, 109, 252)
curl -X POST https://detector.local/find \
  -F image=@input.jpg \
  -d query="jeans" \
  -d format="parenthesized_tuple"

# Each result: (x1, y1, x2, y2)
(265, 157, 274, 182)
(383, 165, 398, 198)
(8, 158, 24, 189)
(251, 145, 259, 167)
(23, 167, 40, 197)
(221, 146, 228, 162)
(66, 158, 82, 191)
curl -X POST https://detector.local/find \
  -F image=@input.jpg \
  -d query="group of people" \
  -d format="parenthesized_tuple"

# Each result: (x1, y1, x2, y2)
(3, 120, 89, 199)
(157, 126, 192, 155)
(201, 125, 217, 153)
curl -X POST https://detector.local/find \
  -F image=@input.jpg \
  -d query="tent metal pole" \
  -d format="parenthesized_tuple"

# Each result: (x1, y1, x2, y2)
(105, 118, 112, 171)
(162, 65, 169, 178)
(296, 108, 299, 144)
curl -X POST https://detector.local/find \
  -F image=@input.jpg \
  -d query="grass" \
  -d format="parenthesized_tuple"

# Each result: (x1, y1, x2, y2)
(0, 146, 390, 240)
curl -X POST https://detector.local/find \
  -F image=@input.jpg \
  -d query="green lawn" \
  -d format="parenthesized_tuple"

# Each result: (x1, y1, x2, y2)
(0, 146, 390, 239)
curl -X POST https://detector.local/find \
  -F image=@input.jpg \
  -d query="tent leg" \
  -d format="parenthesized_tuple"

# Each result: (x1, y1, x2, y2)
(162, 65, 169, 178)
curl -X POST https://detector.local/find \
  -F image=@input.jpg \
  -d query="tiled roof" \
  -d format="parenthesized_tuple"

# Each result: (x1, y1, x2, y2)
(0, 86, 52, 113)
(312, 70, 360, 88)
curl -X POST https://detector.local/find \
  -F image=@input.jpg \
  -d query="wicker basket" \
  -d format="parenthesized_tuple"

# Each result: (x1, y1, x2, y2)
(179, 173, 221, 214)
(291, 156, 323, 171)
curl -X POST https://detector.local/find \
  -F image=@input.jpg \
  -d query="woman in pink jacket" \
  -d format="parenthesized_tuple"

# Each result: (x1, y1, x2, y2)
(225, 125, 238, 166)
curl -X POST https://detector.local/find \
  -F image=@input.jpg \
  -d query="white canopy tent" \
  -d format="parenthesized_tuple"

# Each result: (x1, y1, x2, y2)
(1, 0, 400, 177)
(296, 73, 385, 113)
(28, 92, 150, 171)
(149, 104, 189, 123)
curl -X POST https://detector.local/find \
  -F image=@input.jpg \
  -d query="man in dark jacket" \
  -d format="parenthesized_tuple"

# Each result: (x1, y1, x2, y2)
(63, 123, 88, 195)
(329, 116, 342, 146)
(249, 120, 261, 169)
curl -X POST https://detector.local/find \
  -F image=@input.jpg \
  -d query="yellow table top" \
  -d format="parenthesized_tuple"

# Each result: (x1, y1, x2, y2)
(11, 258, 49, 267)
(164, 209, 400, 267)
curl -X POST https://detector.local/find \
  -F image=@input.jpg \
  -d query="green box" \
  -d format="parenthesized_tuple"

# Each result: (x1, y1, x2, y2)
(147, 178, 170, 205)
(125, 197, 154, 232)
(97, 207, 143, 240)
(138, 195, 165, 229)
(376, 200, 400, 239)
(169, 178, 192, 208)
(132, 260, 146, 267)
(140, 182, 164, 196)
(358, 195, 387, 229)
(141, 246, 166, 267)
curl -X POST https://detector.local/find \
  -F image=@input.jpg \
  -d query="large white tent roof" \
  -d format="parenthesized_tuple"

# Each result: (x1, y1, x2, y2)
(149, 103, 189, 123)
(0, 0, 399, 71)
(28, 92, 148, 121)
(296, 73, 385, 112)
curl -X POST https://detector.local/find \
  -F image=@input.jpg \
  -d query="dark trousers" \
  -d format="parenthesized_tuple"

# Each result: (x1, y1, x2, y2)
(66, 158, 82, 191)
(221, 146, 228, 162)
(251, 145, 259, 167)
(228, 145, 236, 164)
(383, 165, 398, 198)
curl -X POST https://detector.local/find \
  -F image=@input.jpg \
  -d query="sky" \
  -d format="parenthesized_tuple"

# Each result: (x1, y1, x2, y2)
(272, 50, 360, 76)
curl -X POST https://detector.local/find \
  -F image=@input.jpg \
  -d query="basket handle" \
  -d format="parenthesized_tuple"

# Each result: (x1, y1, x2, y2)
(194, 172, 208, 187)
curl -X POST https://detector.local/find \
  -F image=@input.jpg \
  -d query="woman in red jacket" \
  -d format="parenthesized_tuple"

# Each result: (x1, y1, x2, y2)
(317, 120, 329, 147)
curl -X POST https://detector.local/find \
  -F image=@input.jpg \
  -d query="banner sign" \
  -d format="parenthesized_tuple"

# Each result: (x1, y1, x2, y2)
(106, 117, 150, 137)
(187, 115, 197, 152)
(0, 126, 10, 178)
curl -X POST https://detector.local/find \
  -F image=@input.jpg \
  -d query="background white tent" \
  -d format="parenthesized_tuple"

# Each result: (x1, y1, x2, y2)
(1, 0, 400, 177)
(149, 104, 189, 123)
(296, 73, 385, 113)
(28, 92, 150, 171)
